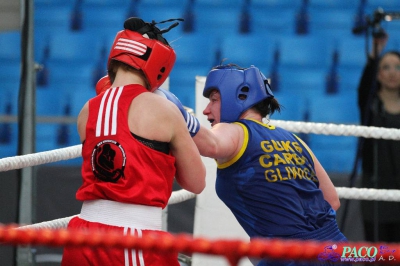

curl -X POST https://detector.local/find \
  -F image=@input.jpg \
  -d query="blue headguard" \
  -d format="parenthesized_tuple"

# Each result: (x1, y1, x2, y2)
(203, 65, 274, 123)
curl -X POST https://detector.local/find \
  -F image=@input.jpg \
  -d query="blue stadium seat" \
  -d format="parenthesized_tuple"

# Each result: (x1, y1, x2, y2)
(0, 88, 18, 116)
(51, 89, 90, 165)
(34, 0, 75, 7)
(36, 122, 82, 166)
(0, 132, 18, 159)
(46, 61, 96, 89)
(36, 89, 63, 116)
(81, 0, 130, 6)
(35, 88, 92, 157)
(310, 136, 357, 173)
(47, 32, 104, 64)
(192, 5, 242, 35)
(279, 66, 327, 96)
(277, 35, 332, 70)
(338, 66, 363, 95)
(309, 94, 359, 125)
(0, 61, 21, 85)
(58, 99, 80, 147)
(309, 0, 359, 9)
(337, 36, 368, 70)
(34, 6, 72, 35)
(171, 33, 217, 68)
(36, 124, 61, 152)
(249, 7, 296, 35)
(34, 34, 51, 63)
(309, 8, 357, 36)
(80, 5, 127, 37)
(169, 65, 210, 109)
(270, 92, 307, 121)
(0, 31, 21, 62)
(0, 89, 18, 159)
(250, 0, 297, 9)
(66, 87, 96, 117)
(169, 33, 216, 108)
(194, 0, 242, 7)
(220, 34, 274, 71)
(307, 91, 360, 173)
(0, 93, 17, 115)
(139, 0, 186, 7)
(311, 29, 358, 48)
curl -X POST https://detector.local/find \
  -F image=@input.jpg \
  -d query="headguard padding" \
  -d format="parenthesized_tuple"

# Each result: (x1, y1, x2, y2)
(203, 65, 274, 123)
(108, 17, 179, 92)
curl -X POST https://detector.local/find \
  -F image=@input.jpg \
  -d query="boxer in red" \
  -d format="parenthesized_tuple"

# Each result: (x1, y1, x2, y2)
(61, 17, 206, 266)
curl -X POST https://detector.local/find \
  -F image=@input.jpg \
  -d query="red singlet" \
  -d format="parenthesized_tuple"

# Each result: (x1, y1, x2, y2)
(62, 85, 179, 266)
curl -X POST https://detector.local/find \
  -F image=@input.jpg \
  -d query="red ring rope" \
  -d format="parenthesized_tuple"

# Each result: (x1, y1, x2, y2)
(1, 224, 399, 265)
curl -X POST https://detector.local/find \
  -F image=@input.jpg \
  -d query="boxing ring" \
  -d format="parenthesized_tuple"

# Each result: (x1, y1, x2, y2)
(1, 77, 400, 265)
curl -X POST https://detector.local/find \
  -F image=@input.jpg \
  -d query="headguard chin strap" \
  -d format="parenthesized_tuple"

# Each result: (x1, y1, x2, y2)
(203, 64, 274, 123)
(108, 17, 183, 92)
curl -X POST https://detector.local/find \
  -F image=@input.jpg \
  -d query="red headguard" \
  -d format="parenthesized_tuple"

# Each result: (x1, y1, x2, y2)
(108, 17, 181, 92)
(95, 75, 111, 95)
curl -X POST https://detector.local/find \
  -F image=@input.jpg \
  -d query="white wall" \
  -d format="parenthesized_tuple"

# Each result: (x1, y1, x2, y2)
(0, 0, 21, 31)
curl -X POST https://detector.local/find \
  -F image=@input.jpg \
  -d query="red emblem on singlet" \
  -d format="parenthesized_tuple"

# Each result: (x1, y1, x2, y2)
(91, 140, 126, 183)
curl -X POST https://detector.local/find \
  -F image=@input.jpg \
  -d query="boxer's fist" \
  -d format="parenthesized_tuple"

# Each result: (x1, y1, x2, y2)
(155, 88, 200, 137)
(96, 75, 111, 95)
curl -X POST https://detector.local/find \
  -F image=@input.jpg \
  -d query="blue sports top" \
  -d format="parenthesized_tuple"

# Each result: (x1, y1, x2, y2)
(215, 119, 337, 239)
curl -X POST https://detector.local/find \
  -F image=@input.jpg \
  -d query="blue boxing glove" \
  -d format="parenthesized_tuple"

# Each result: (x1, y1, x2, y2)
(154, 88, 200, 137)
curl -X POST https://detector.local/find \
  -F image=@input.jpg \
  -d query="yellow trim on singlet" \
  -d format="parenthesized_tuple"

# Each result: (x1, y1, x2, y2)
(293, 134, 315, 164)
(217, 122, 249, 169)
(245, 118, 276, 129)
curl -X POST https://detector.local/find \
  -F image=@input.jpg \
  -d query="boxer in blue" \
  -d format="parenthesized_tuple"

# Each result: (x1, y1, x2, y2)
(161, 63, 349, 265)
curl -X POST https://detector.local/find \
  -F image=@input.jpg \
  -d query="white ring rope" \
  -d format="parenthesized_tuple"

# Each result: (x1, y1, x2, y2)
(269, 120, 400, 140)
(167, 188, 196, 205)
(2, 120, 400, 173)
(1, 121, 400, 173)
(0, 145, 82, 172)
(3, 120, 400, 230)
(19, 215, 77, 230)
(337, 187, 400, 202)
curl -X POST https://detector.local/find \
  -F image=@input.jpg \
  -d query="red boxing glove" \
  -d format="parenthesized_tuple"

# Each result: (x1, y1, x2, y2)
(96, 75, 112, 95)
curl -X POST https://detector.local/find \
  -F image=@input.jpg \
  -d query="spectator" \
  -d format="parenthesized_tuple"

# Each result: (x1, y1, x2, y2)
(357, 33, 400, 243)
